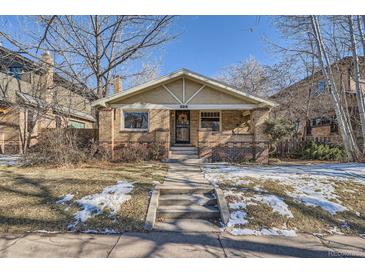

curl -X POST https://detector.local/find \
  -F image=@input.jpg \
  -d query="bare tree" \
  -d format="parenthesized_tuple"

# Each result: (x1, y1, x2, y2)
(347, 15, 365, 153)
(217, 56, 271, 97)
(310, 16, 362, 161)
(0, 16, 175, 99)
(128, 63, 160, 88)
(273, 16, 363, 161)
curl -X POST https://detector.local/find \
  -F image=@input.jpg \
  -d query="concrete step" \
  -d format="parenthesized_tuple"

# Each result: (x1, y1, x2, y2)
(158, 186, 214, 195)
(153, 219, 221, 232)
(169, 150, 198, 155)
(170, 146, 197, 151)
(159, 194, 217, 206)
(157, 205, 220, 219)
(168, 154, 199, 160)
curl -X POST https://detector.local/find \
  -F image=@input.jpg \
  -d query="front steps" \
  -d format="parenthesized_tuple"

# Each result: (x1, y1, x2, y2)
(144, 160, 230, 233)
(168, 146, 199, 161)
(153, 186, 222, 231)
(159, 193, 217, 206)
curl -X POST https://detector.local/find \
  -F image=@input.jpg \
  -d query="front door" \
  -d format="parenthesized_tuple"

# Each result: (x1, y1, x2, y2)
(175, 110, 190, 144)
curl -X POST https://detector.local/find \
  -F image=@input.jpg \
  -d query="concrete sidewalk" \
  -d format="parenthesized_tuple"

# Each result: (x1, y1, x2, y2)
(1, 231, 364, 258)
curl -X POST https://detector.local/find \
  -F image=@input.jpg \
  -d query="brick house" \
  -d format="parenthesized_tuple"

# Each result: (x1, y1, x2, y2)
(270, 57, 365, 147)
(92, 69, 277, 163)
(0, 47, 96, 153)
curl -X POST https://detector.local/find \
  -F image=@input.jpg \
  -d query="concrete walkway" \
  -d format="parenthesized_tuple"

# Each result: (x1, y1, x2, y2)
(1, 232, 364, 258)
(162, 161, 209, 187)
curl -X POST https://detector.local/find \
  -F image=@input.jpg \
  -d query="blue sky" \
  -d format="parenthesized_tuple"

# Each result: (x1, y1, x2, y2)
(159, 16, 283, 77)
(0, 15, 285, 81)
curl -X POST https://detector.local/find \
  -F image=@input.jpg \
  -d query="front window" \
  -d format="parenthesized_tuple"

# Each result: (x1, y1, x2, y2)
(123, 111, 148, 130)
(200, 111, 220, 131)
(68, 120, 85, 128)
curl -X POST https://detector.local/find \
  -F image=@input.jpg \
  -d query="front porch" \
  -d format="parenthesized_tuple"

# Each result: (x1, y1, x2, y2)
(168, 108, 269, 163)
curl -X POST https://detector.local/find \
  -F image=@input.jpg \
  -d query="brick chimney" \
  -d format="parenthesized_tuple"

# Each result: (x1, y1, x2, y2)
(40, 51, 54, 102)
(113, 76, 122, 94)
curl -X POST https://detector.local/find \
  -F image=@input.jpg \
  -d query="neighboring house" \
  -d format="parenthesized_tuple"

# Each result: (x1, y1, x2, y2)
(0, 46, 96, 154)
(270, 57, 365, 146)
(92, 69, 277, 163)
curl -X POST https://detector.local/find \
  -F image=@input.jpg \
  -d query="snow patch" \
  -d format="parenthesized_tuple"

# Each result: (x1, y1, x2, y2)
(0, 155, 20, 166)
(229, 201, 247, 210)
(203, 163, 365, 215)
(294, 195, 347, 215)
(69, 181, 133, 228)
(230, 227, 297, 237)
(224, 192, 295, 237)
(203, 163, 365, 185)
(254, 194, 293, 218)
(82, 228, 119, 234)
(56, 194, 74, 204)
(225, 191, 293, 218)
(227, 211, 248, 227)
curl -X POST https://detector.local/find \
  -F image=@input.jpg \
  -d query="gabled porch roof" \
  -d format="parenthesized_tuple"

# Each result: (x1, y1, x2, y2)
(92, 68, 278, 109)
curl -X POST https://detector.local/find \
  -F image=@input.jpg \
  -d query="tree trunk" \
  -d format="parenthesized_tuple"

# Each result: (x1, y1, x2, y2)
(348, 16, 365, 154)
(310, 16, 363, 161)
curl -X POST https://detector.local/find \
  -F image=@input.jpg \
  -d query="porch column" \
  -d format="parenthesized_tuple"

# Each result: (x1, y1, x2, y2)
(252, 108, 271, 164)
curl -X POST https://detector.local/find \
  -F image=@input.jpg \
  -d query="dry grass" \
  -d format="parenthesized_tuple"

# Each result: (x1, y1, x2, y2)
(224, 177, 365, 235)
(0, 162, 167, 233)
(245, 203, 288, 229)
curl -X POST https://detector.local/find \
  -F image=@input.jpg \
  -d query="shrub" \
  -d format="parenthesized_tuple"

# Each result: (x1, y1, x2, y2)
(113, 142, 166, 162)
(292, 140, 347, 161)
(264, 118, 295, 154)
(264, 118, 295, 144)
(23, 129, 106, 166)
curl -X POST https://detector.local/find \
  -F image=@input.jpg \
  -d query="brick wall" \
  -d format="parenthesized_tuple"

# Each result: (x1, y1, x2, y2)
(98, 107, 271, 163)
(99, 108, 170, 159)
(190, 110, 199, 146)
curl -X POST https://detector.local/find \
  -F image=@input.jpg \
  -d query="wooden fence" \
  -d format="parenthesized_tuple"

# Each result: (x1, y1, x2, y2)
(276, 137, 333, 158)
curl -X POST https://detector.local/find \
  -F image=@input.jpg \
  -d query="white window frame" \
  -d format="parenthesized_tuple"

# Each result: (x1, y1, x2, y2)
(199, 110, 222, 132)
(121, 109, 150, 132)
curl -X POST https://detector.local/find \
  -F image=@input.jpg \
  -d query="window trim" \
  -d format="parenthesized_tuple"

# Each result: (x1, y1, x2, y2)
(199, 110, 222, 132)
(120, 109, 150, 132)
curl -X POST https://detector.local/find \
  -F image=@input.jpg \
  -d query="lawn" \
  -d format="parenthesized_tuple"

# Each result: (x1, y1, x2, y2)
(203, 163, 365, 236)
(0, 162, 167, 234)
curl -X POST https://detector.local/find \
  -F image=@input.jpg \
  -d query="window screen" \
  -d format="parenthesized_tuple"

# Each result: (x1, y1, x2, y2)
(200, 111, 220, 131)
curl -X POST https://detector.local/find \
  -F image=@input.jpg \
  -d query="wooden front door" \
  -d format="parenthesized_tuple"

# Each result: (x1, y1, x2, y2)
(175, 110, 190, 144)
